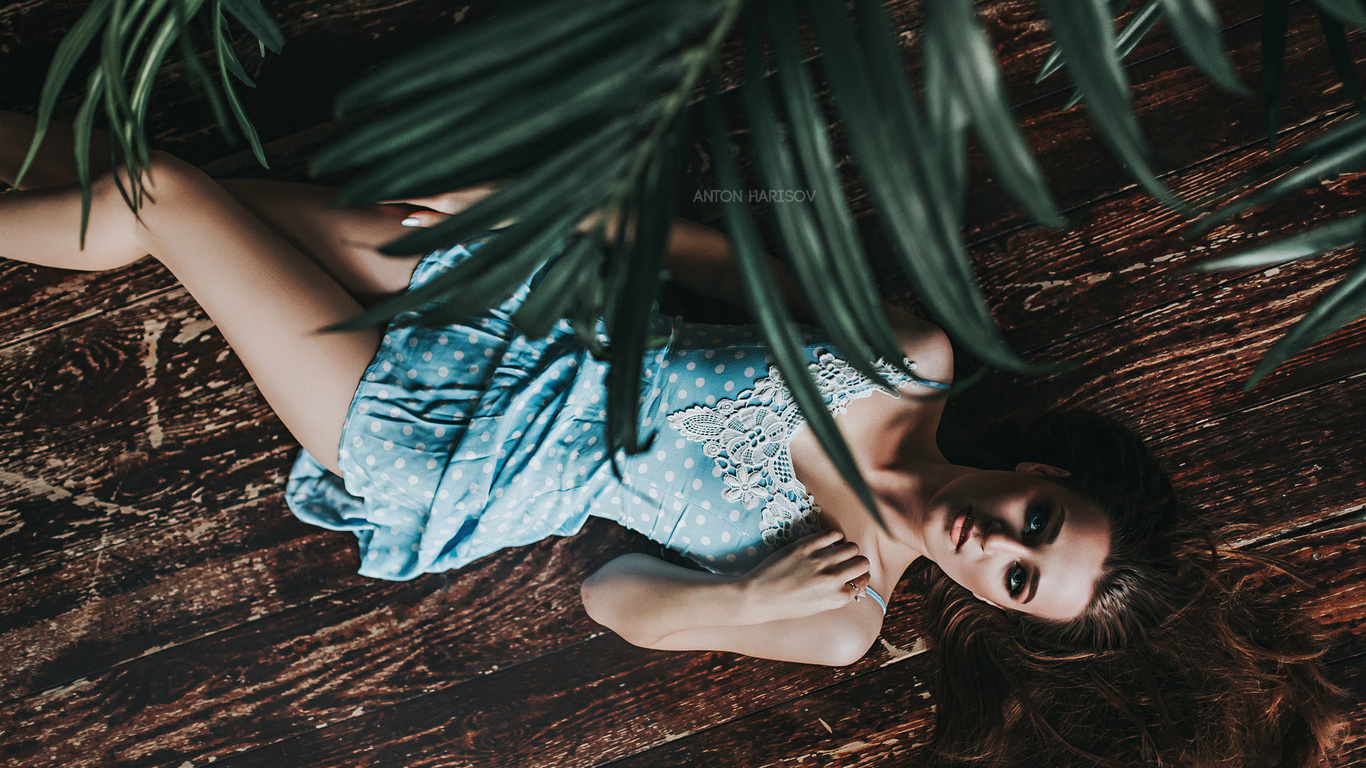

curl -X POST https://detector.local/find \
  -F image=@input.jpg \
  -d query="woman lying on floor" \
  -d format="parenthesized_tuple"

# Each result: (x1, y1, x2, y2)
(0, 110, 1344, 767)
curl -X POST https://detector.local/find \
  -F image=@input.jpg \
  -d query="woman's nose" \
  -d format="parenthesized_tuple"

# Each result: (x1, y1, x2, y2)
(981, 521, 1030, 557)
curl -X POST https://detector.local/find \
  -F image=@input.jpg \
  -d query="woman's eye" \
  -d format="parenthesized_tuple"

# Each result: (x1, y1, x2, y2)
(1006, 563, 1027, 597)
(1025, 503, 1050, 536)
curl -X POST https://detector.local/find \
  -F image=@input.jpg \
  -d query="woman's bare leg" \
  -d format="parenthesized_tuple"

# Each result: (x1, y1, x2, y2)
(0, 152, 381, 475)
(0, 110, 435, 300)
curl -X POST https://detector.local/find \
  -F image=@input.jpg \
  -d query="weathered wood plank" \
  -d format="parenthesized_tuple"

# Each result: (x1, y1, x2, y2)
(607, 632, 1366, 768)
(938, 254, 1366, 495)
(1, 208, 1359, 706)
(0, 287, 293, 583)
(1, 370, 1359, 767)
(1, 2, 1362, 767)
(0, 521, 913, 768)
(204, 518, 1366, 768)
(954, 114, 1366, 355)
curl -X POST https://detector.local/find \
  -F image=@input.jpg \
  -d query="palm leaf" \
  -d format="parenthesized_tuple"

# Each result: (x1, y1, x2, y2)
(1198, 214, 1366, 270)
(1247, 257, 1366, 386)
(1310, 0, 1366, 29)
(379, 123, 635, 256)
(1036, 0, 1189, 212)
(922, 19, 970, 215)
(512, 233, 604, 338)
(739, 6, 890, 386)
(808, 0, 1029, 372)
(1261, 0, 1291, 151)
(325, 29, 690, 204)
(335, 0, 647, 113)
(702, 82, 884, 528)
(1315, 7, 1366, 111)
(604, 109, 686, 455)
(926, 0, 1065, 227)
(766, 2, 909, 373)
(1153, 0, 1246, 94)
(326, 18, 690, 203)
(1190, 137, 1366, 235)
(315, 0, 698, 176)
(1036, 0, 1135, 83)
(219, 0, 282, 52)
(13, 0, 114, 189)
(21, 0, 276, 237)
(330, 150, 630, 330)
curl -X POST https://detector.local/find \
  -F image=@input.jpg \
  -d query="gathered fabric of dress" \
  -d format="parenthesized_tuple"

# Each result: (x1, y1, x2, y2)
(287, 241, 949, 588)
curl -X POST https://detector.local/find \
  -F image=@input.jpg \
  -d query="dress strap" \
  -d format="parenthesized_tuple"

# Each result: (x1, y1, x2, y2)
(864, 584, 888, 614)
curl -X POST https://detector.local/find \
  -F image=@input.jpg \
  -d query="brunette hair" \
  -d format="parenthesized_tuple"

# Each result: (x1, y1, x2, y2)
(915, 410, 1345, 767)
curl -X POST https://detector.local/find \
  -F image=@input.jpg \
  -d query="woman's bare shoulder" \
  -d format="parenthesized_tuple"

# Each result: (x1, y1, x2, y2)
(883, 303, 954, 386)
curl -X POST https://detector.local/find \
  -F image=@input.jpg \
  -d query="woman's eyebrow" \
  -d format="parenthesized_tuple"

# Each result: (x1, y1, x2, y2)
(1046, 504, 1066, 545)
(1023, 506, 1065, 605)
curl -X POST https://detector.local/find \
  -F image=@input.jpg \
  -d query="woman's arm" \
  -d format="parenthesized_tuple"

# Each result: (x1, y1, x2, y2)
(580, 530, 883, 666)
(662, 218, 812, 321)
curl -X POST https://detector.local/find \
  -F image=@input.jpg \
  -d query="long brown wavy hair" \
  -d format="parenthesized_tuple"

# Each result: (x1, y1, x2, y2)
(915, 410, 1346, 767)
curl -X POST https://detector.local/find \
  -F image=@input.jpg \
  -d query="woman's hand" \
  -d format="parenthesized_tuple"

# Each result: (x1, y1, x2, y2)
(385, 181, 508, 228)
(740, 529, 871, 623)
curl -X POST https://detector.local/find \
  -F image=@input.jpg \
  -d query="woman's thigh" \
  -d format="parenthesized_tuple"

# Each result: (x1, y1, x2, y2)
(218, 179, 425, 304)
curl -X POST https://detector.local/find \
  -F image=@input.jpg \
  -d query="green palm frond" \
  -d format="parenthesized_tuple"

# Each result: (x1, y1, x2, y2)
(17, 0, 280, 243)
(1035, 0, 1243, 121)
(925, 0, 1065, 228)
(1199, 215, 1366, 387)
(1311, 0, 1366, 29)
(316, 0, 740, 479)
(702, 77, 884, 527)
(1193, 118, 1366, 386)
(310, 0, 1203, 522)
(35, 0, 1276, 526)
(1034, 0, 1190, 212)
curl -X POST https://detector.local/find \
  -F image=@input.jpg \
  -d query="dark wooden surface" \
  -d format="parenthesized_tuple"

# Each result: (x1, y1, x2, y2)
(1, 0, 1363, 766)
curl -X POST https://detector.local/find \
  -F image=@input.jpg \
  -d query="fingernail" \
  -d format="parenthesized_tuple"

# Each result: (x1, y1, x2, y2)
(401, 217, 421, 227)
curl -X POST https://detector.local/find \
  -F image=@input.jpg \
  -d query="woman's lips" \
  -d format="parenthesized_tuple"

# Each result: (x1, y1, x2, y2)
(951, 509, 973, 550)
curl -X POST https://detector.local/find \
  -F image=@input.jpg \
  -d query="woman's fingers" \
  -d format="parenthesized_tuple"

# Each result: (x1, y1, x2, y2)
(834, 555, 871, 582)
(399, 209, 447, 228)
(797, 529, 845, 553)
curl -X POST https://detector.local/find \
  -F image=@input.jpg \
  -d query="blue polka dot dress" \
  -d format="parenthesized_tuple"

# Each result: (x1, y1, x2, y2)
(286, 241, 949, 583)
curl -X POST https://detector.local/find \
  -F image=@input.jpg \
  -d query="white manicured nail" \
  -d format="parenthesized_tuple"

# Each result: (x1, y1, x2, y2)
(401, 217, 421, 227)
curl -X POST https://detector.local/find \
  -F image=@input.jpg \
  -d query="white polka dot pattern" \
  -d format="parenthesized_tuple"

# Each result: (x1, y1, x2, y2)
(286, 249, 943, 595)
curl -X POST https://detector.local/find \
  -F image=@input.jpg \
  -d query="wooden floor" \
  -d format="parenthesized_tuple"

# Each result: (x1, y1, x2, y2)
(1, 0, 1363, 766)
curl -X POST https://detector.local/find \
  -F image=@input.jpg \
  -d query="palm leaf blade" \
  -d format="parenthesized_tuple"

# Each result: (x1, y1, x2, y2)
(1037, 0, 1187, 212)
(928, 0, 1064, 227)
(1310, 0, 1366, 29)
(379, 125, 633, 256)
(336, 0, 647, 113)
(1153, 0, 1247, 94)
(810, 0, 1026, 371)
(767, 1, 908, 370)
(1261, 0, 1291, 150)
(1198, 214, 1366, 270)
(1247, 258, 1366, 386)
(702, 86, 884, 528)
(1315, 8, 1366, 110)
(220, 0, 282, 52)
(739, 10, 888, 385)
(14, 0, 115, 189)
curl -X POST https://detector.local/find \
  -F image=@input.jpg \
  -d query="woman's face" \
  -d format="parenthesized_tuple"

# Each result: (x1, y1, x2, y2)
(921, 463, 1112, 621)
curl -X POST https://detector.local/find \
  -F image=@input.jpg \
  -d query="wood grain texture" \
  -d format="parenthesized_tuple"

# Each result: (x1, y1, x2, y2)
(1, 0, 1363, 766)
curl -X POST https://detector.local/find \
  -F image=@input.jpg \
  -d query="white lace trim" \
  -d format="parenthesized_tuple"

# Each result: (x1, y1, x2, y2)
(666, 349, 932, 551)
